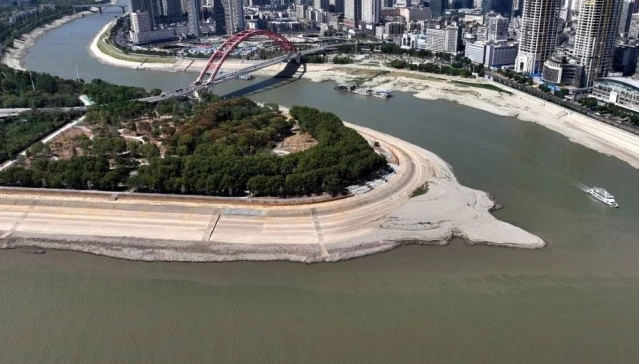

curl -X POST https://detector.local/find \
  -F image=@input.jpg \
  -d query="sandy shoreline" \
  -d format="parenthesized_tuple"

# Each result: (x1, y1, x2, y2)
(0, 120, 544, 262)
(84, 20, 639, 170)
(0, 11, 91, 70)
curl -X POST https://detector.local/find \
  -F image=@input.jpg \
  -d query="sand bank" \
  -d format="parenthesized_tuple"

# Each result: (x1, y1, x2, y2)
(0, 121, 543, 262)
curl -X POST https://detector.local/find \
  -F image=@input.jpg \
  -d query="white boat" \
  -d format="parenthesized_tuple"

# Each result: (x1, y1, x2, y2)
(587, 186, 619, 208)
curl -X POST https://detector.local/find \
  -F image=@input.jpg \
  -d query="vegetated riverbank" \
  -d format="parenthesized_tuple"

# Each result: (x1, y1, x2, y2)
(84, 22, 639, 170)
(0, 117, 544, 262)
(0, 12, 91, 71)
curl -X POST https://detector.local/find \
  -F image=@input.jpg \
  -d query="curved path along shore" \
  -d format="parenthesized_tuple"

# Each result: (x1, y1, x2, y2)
(0, 123, 544, 262)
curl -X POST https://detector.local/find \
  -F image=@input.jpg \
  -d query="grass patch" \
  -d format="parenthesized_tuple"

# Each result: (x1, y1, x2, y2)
(97, 24, 175, 64)
(451, 80, 512, 95)
(390, 72, 446, 81)
(410, 183, 429, 198)
(332, 67, 384, 77)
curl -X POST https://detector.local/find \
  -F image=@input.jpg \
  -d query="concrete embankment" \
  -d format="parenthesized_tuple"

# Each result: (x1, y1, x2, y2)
(0, 122, 544, 263)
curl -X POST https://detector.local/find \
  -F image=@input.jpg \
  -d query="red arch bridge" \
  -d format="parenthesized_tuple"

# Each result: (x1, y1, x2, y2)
(139, 31, 368, 102)
(196, 29, 299, 85)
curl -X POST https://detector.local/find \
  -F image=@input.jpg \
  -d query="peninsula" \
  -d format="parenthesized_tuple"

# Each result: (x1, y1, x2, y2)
(0, 95, 544, 262)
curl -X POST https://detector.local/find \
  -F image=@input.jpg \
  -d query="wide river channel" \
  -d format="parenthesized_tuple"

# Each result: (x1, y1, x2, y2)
(2, 6, 639, 363)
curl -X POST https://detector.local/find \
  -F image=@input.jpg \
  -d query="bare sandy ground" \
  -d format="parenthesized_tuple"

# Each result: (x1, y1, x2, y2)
(304, 67, 639, 170)
(0, 120, 544, 262)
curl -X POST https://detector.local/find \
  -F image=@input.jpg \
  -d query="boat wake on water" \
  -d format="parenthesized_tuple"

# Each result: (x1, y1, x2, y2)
(574, 181, 591, 193)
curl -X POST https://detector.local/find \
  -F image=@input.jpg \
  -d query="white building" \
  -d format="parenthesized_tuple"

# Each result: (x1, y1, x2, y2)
(516, 0, 561, 74)
(423, 25, 460, 53)
(361, 0, 381, 24)
(465, 41, 486, 63)
(344, 0, 361, 27)
(572, 0, 621, 87)
(131, 11, 153, 33)
(398, 7, 431, 22)
(130, 28, 175, 44)
(400, 33, 428, 50)
(464, 13, 484, 24)
(592, 78, 639, 112)
(465, 40, 519, 67)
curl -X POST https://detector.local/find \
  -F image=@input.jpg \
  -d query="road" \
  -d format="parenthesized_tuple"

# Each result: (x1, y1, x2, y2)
(0, 107, 87, 119)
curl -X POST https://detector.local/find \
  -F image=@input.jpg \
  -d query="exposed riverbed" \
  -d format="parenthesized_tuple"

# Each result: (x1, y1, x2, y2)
(2, 6, 639, 363)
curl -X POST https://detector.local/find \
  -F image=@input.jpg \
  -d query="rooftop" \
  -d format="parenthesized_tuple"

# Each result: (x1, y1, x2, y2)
(598, 77, 639, 90)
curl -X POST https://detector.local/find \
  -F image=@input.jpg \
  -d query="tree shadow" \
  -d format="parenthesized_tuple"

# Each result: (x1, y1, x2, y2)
(220, 62, 306, 99)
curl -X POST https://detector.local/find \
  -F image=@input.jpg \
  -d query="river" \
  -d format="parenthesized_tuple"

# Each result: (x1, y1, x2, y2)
(2, 6, 639, 363)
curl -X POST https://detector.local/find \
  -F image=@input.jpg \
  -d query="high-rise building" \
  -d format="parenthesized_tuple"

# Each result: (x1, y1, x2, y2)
(570, 0, 582, 10)
(512, 0, 524, 16)
(485, 12, 509, 41)
(515, 0, 561, 74)
(161, 0, 183, 16)
(429, 0, 446, 17)
(331, 0, 345, 12)
(188, 0, 200, 36)
(630, 13, 639, 38)
(213, 0, 244, 35)
(344, 0, 361, 27)
(129, 0, 156, 28)
(559, 0, 571, 21)
(613, 44, 639, 76)
(481, 0, 513, 15)
(618, 0, 634, 38)
(361, 0, 380, 23)
(314, 0, 330, 9)
(573, 0, 622, 87)
(131, 10, 153, 32)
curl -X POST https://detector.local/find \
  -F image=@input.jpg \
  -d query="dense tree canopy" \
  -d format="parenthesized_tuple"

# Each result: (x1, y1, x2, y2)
(0, 99, 387, 197)
(0, 64, 151, 108)
(0, 109, 84, 163)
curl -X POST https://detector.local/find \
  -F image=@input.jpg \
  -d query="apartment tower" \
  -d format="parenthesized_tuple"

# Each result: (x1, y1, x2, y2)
(515, 0, 561, 74)
(573, 0, 622, 87)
